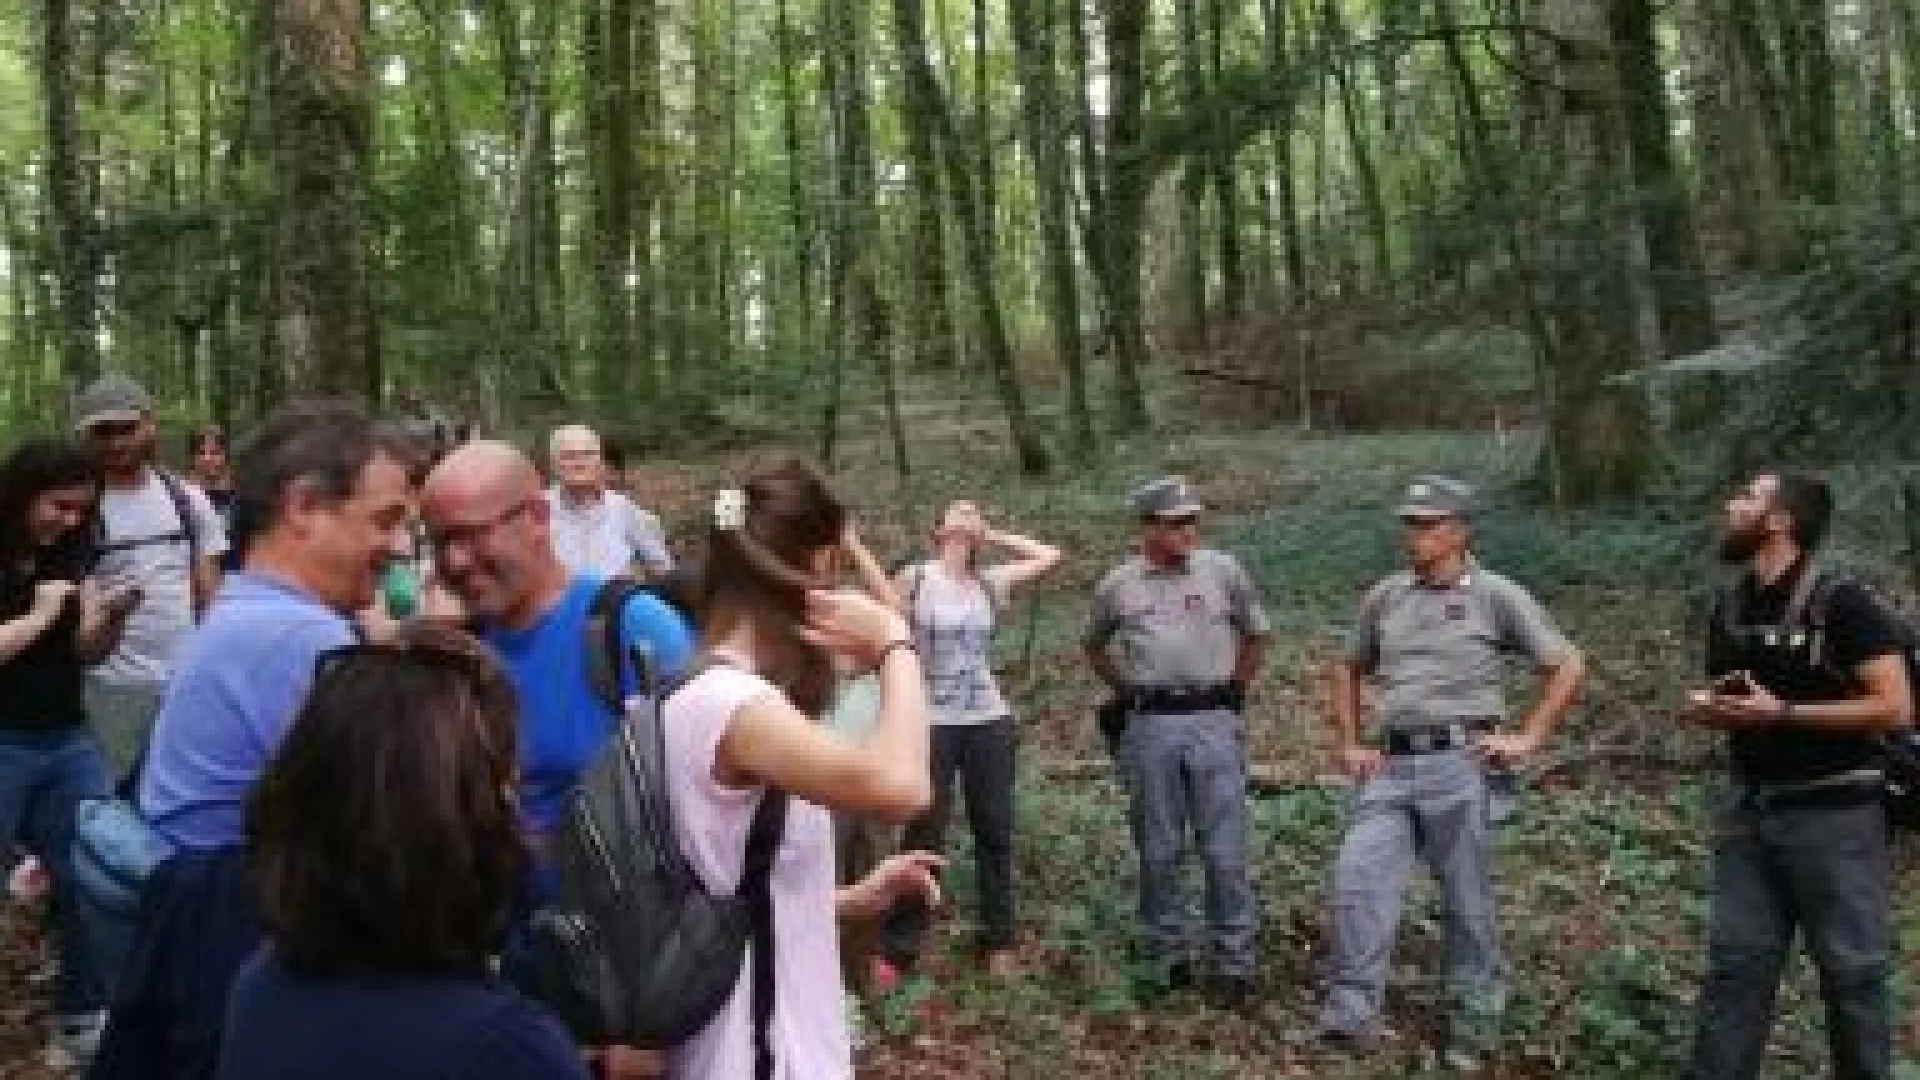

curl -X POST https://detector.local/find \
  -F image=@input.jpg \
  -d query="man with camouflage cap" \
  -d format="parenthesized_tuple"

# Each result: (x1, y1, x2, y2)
(1315, 475, 1583, 1067)
(1085, 476, 1269, 1009)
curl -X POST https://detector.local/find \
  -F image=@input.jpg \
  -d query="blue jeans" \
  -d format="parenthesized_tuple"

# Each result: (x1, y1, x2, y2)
(0, 726, 111, 1013)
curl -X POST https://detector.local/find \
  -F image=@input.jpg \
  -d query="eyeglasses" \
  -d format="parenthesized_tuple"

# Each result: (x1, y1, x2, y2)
(314, 624, 496, 682)
(424, 500, 535, 556)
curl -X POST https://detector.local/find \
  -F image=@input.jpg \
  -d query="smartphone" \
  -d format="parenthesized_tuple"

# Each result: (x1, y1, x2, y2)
(1712, 671, 1753, 697)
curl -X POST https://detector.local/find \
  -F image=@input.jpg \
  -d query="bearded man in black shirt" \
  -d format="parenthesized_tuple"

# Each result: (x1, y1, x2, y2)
(1684, 471, 1912, 1080)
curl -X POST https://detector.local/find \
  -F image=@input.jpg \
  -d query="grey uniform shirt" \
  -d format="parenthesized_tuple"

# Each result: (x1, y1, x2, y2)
(1346, 566, 1571, 724)
(1086, 549, 1270, 686)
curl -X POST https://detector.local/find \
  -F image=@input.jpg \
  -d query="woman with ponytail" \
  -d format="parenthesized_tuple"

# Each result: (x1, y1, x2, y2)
(662, 460, 938, 1080)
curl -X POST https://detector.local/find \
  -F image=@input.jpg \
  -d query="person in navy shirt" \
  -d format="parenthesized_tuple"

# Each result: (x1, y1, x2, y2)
(217, 622, 590, 1080)
(421, 441, 694, 849)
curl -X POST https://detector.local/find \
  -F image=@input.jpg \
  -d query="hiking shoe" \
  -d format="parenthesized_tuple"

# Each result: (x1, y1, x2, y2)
(47, 1011, 104, 1078)
(1207, 972, 1261, 1015)
(1317, 1023, 1384, 1057)
(870, 956, 905, 996)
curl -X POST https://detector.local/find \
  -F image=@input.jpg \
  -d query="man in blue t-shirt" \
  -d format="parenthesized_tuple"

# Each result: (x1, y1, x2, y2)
(421, 441, 694, 841)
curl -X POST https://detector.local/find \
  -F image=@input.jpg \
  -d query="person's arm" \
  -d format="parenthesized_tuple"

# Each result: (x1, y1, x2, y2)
(0, 580, 74, 663)
(980, 526, 1061, 593)
(624, 501, 674, 579)
(842, 520, 900, 612)
(1479, 580, 1584, 764)
(187, 484, 228, 615)
(1083, 575, 1124, 690)
(716, 590, 930, 819)
(1224, 554, 1270, 689)
(836, 851, 945, 920)
(1333, 584, 1385, 779)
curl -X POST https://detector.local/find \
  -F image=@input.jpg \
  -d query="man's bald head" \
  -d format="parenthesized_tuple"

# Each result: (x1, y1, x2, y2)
(421, 440, 565, 631)
(424, 440, 542, 509)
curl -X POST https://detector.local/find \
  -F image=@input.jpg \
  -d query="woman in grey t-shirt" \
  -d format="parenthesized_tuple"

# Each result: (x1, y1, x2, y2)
(877, 501, 1061, 981)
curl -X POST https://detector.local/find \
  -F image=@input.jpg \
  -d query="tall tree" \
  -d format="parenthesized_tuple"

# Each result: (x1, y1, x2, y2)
(1008, 0, 1096, 458)
(41, 0, 102, 387)
(891, 0, 959, 373)
(267, 0, 375, 399)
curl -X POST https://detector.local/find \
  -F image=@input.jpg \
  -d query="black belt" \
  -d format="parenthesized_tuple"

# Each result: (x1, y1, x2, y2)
(1738, 774, 1884, 812)
(1120, 682, 1243, 715)
(1382, 718, 1495, 757)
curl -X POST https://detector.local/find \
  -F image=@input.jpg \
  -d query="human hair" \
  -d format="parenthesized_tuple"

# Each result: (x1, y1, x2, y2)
(247, 622, 528, 977)
(698, 459, 846, 715)
(0, 439, 101, 578)
(185, 424, 226, 458)
(1767, 470, 1833, 552)
(229, 400, 418, 542)
(548, 424, 599, 461)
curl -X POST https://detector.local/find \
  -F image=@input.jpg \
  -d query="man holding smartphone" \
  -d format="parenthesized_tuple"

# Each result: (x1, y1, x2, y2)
(72, 372, 228, 784)
(1686, 471, 1912, 1080)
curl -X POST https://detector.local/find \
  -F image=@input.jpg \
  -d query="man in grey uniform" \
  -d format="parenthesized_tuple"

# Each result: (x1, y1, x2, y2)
(1316, 475, 1583, 1065)
(1086, 476, 1269, 1008)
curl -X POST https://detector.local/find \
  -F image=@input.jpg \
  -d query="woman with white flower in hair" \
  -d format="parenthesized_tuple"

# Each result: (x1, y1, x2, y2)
(663, 460, 940, 1080)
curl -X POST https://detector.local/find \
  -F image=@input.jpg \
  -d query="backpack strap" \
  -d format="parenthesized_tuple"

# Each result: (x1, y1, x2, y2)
(156, 470, 202, 576)
(741, 787, 788, 1080)
(585, 577, 646, 714)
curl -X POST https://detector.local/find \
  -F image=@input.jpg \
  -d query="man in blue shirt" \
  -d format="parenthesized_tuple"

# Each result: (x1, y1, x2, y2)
(95, 401, 418, 1080)
(420, 441, 694, 843)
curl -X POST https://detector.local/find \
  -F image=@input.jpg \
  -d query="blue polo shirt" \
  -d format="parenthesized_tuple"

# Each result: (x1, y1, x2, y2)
(484, 577, 695, 835)
(141, 572, 357, 850)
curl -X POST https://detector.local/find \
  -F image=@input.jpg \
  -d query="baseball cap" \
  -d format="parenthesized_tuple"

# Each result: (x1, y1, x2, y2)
(72, 371, 153, 432)
(1396, 474, 1475, 520)
(1130, 475, 1205, 519)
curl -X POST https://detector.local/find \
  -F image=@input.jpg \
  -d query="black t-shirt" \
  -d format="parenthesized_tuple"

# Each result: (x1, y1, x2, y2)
(1707, 558, 1907, 785)
(0, 562, 87, 732)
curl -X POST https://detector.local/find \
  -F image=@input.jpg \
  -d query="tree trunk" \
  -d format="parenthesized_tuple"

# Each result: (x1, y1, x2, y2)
(901, 0, 1051, 472)
(1609, 0, 1717, 359)
(42, 0, 102, 388)
(891, 0, 959, 373)
(1099, 0, 1152, 429)
(1323, 1, 1390, 287)
(267, 0, 375, 399)
(1173, 0, 1211, 343)
(1009, 0, 1096, 459)
(1207, 0, 1244, 319)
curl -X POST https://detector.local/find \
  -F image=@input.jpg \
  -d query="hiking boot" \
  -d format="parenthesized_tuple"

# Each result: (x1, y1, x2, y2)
(1207, 971, 1261, 1015)
(1317, 1023, 1384, 1057)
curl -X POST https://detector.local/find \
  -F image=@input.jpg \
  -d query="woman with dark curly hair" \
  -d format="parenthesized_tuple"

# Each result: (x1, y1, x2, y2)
(0, 438, 135, 1071)
(214, 622, 590, 1080)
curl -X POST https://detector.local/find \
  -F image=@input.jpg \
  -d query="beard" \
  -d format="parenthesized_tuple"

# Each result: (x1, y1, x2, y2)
(1717, 524, 1764, 564)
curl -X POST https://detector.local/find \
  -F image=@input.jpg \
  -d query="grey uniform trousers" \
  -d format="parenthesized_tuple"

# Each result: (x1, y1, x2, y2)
(1319, 747, 1501, 1034)
(1120, 709, 1257, 979)
(83, 681, 166, 789)
(1688, 786, 1891, 1080)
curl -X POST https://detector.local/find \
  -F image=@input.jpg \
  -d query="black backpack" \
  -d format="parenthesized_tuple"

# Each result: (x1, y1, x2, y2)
(1728, 564, 1920, 831)
(528, 579, 787, 1076)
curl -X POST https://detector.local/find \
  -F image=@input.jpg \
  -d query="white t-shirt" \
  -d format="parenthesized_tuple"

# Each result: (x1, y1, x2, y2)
(90, 469, 229, 687)
(901, 561, 1013, 726)
(544, 487, 673, 579)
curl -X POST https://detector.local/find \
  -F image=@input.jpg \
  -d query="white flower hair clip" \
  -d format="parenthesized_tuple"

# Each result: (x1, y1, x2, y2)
(714, 488, 747, 532)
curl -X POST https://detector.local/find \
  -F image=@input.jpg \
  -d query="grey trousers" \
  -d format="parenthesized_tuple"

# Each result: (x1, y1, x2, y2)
(1120, 709, 1257, 979)
(1688, 786, 1892, 1080)
(83, 681, 165, 789)
(1319, 747, 1501, 1034)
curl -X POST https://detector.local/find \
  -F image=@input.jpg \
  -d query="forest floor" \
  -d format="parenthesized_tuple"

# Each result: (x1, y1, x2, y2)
(2, 399, 1915, 1078)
